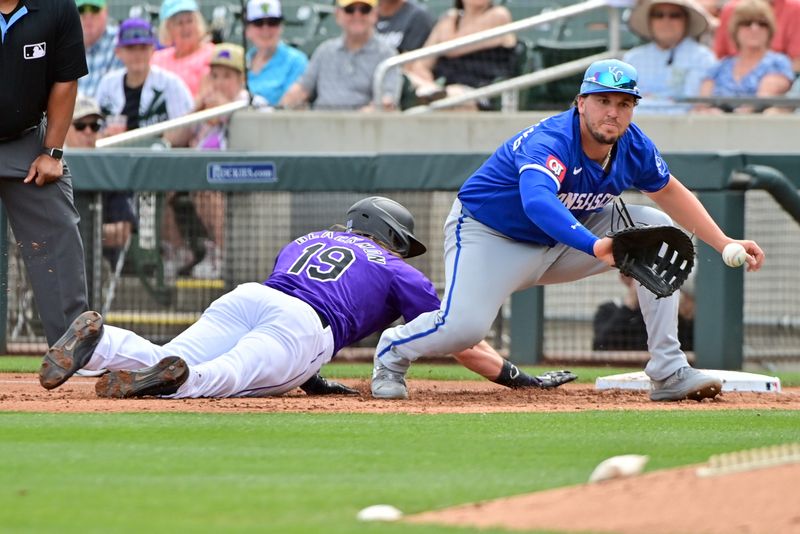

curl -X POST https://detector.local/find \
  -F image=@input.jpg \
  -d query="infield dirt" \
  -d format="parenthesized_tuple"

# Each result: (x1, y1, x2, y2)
(3, 375, 798, 534)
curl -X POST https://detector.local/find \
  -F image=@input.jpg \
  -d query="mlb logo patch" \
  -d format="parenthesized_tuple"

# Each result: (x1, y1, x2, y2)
(24, 42, 46, 59)
(545, 155, 567, 182)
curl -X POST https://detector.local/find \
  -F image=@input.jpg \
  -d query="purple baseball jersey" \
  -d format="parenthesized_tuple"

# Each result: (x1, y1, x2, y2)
(264, 231, 440, 355)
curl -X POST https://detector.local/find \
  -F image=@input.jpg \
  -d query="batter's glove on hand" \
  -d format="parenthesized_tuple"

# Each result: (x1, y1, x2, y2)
(493, 361, 577, 389)
(534, 370, 578, 389)
(609, 225, 694, 299)
(299, 373, 360, 396)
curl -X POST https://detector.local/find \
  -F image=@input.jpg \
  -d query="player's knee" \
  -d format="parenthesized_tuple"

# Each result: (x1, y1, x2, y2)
(638, 207, 673, 227)
(438, 315, 492, 349)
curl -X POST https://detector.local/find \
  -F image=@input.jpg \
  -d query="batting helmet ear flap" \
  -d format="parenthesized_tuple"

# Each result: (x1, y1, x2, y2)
(346, 197, 426, 258)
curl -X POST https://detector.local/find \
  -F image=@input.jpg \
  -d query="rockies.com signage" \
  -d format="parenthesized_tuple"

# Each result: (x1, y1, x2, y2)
(206, 162, 277, 184)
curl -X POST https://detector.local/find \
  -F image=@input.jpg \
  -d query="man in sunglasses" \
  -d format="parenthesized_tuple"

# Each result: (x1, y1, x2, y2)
(0, 0, 91, 347)
(65, 95, 138, 270)
(76, 0, 123, 98)
(279, 0, 401, 111)
(371, 59, 766, 403)
(623, 0, 716, 114)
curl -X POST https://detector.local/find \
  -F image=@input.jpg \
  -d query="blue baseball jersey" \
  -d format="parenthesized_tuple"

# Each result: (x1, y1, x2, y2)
(459, 108, 670, 250)
(264, 231, 440, 355)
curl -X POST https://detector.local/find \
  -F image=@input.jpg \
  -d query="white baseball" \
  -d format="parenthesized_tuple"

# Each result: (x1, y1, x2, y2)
(722, 243, 747, 268)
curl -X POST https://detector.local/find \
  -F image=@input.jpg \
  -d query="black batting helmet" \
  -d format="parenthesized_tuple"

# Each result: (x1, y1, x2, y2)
(346, 197, 426, 258)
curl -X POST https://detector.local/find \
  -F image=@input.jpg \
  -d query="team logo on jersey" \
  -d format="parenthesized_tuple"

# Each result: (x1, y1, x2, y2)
(545, 155, 567, 182)
(655, 153, 667, 177)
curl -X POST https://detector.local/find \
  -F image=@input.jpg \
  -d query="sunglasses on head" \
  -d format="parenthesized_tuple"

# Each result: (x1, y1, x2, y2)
(650, 10, 685, 19)
(78, 4, 102, 15)
(73, 120, 103, 132)
(585, 70, 639, 91)
(343, 4, 373, 15)
(250, 17, 282, 28)
(739, 19, 769, 28)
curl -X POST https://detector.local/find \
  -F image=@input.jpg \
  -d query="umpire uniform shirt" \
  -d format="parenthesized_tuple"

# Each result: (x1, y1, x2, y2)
(0, 0, 90, 345)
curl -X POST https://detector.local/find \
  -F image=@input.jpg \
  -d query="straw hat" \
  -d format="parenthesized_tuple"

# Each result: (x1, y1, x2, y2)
(628, 0, 714, 40)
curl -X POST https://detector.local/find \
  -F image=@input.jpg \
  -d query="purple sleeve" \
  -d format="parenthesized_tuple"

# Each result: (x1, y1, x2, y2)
(391, 266, 441, 322)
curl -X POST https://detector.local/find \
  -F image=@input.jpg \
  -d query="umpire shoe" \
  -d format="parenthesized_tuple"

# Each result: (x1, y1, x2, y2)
(39, 311, 104, 390)
(95, 356, 189, 399)
(650, 366, 723, 402)
(371, 360, 408, 400)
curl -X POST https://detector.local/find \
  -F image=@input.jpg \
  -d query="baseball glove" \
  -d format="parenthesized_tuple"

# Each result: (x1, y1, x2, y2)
(609, 225, 694, 299)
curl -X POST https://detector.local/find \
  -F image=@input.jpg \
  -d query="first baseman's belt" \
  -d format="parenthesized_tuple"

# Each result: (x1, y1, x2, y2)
(0, 124, 39, 143)
(313, 308, 330, 329)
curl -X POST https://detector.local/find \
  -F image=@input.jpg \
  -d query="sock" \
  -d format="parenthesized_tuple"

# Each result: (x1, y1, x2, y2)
(492, 360, 542, 389)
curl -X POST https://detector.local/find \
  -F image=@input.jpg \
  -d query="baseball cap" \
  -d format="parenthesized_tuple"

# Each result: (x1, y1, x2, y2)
(76, 0, 106, 8)
(247, 0, 282, 21)
(159, 0, 199, 22)
(210, 43, 245, 74)
(72, 95, 104, 121)
(579, 59, 641, 99)
(337, 0, 377, 7)
(117, 18, 157, 47)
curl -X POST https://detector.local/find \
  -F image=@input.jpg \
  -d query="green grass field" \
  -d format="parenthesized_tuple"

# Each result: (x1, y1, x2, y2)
(2, 359, 799, 533)
(2, 411, 798, 533)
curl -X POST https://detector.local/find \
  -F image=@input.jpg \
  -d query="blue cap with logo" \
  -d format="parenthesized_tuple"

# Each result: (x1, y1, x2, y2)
(579, 59, 641, 99)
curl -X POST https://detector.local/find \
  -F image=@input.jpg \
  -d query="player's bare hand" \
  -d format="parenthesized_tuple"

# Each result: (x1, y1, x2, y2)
(593, 237, 615, 267)
(730, 239, 765, 272)
(24, 155, 63, 186)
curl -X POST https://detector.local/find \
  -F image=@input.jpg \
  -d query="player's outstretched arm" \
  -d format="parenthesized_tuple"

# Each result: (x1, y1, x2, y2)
(645, 176, 765, 271)
(453, 341, 576, 389)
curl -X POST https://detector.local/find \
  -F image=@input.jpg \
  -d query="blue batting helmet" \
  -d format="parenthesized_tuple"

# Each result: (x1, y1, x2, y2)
(579, 59, 641, 99)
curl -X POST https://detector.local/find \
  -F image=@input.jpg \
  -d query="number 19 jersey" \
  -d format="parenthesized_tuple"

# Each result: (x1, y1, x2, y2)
(264, 231, 441, 355)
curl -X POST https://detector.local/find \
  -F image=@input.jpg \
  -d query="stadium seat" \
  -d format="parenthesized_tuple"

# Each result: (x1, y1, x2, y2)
(524, 38, 608, 110)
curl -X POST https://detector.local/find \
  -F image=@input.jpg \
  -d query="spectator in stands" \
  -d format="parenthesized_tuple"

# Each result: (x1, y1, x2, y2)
(164, 43, 268, 278)
(77, 0, 124, 98)
(697, 0, 794, 113)
(404, 0, 517, 109)
(593, 274, 695, 351)
(95, 18, 195, 132)
(376, 0, 435, 53)
(65, 95, 138, 270)
(279, 0, 401, 111)
(713, 0, 800, 73)
(244, 0, 308, 106)
(152, 0, 216, 97)
(623, 0, 717, 114)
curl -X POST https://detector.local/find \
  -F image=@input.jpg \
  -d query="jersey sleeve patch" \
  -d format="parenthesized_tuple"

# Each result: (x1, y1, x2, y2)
(545, 155, 567, 183)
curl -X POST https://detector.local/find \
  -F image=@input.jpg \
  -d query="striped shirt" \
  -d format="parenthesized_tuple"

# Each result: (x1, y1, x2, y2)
(78, 24, 123, 98)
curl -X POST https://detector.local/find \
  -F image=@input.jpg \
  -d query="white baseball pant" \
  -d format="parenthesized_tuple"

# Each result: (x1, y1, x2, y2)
(85, 283, 335, 397)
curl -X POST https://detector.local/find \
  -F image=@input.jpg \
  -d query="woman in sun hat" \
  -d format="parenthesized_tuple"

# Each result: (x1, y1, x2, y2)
(623, 0, 717, 113)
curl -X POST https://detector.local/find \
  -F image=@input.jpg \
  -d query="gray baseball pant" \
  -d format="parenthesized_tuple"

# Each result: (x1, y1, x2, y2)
(375, 198, 688, 382)
(0, 124, 89, 345)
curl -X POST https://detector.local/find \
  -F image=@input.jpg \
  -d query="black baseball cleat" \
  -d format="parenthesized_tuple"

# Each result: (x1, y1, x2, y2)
(95, 356, 189, 399)
(39, 311, 104, 390)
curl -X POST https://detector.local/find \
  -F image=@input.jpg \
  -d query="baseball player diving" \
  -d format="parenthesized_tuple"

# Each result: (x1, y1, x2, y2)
(38, 196, 575, 399)
(371, 59, 765, 402)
